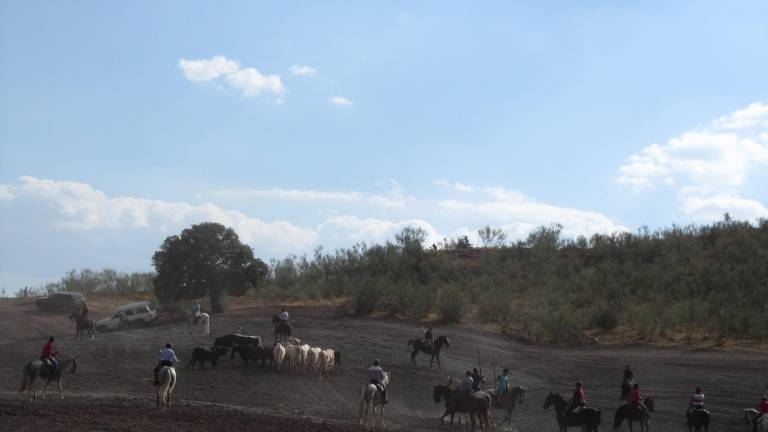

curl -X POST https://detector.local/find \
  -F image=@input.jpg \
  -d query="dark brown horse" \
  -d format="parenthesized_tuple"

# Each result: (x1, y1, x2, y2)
(408, 335, 450, 368)
(543, 392, 601, 432)
(687, 408, 710, 432)
(489, 385, 526, 428)
(613, 398, 654, 431)
(433, 384, 492, 432)
(69, 311, 95, 342)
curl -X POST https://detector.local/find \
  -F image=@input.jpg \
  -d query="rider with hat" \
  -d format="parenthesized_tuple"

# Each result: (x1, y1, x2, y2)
(153, 342, 180, 385)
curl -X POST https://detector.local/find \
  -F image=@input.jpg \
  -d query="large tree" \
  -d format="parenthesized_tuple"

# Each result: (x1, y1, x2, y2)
(152, 222, 268, 313)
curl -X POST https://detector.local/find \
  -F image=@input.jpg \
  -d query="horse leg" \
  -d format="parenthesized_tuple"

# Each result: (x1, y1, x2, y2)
(41, 380, 50, 399)
(58, 379, 63, 399)
(410, 350, 417, 366)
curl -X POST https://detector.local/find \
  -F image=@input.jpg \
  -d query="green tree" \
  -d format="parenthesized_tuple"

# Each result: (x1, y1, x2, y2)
(152, 222, 267, 313)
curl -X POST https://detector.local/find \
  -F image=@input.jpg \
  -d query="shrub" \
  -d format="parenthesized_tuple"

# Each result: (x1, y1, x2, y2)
(591, 308, 619, 332)
(353, 279, 382, 316)
(439, 282, 466, 323)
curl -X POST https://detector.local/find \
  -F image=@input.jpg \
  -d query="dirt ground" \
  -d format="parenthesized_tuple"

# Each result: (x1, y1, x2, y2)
(1, 300, 766, 431)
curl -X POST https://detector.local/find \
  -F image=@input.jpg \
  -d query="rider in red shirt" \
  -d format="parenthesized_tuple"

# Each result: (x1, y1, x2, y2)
(759, 396, 768, 415)
(567, 382, 585, 414)
(40, 337, 58, 372)
(629, 384, 642, 405)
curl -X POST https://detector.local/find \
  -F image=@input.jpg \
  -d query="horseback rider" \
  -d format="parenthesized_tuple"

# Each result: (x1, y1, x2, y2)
(629, 383, 646, 415)
(279, 308, 289, 323)
(687, 387, 705, 414)
(153, 342, 180, 385)
(566, 381, 586, 414)
(460, 371, 474, 394)
(40, 336, 59, 375)
(191, 300, 201, 323)
(495, 368, 510, 407)
(623, 364, 634, 383)
(368, 359, 388, 404)
(422, 324, 434, 347)
(81, 302, 89, 320)
(752, 395, 768, 432)
(470, 367, 483, 392)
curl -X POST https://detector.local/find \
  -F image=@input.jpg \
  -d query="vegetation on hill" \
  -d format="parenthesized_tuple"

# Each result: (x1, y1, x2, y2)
(259, 216, 768, 345)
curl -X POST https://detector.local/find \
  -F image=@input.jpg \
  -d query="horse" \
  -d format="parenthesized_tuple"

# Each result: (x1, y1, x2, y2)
(745, 408, 768, 432)
(433, 384, 492, 432)
(543, 392, 601, 432)
(273, 342, 286, 374)
(620, 379, 633, 401)
(69, 311, 96, 342)
(156, 365, 176, 408)
(686, 408, 709, 432)
(408, 335, 450, 369)
(271, 315, 292, 342)
(358, 371, 390, 430)
(188, 312, 210, 336)
(488, 385, 527, 428)
(613, 398, 655, 432)
(19, 354, 79, 400)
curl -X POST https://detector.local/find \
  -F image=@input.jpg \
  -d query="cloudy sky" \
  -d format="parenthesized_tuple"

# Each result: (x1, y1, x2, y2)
(1, 1, 767, 290)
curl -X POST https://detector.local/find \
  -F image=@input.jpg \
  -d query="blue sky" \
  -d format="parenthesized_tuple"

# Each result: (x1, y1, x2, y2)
(1, 1, 768, 290)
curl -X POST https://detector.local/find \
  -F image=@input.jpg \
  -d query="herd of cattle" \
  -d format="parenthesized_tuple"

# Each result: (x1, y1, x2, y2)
(187, 333, 340, 376)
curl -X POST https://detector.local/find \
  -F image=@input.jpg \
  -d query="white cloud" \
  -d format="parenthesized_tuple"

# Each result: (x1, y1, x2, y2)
(225, 68, 286, 97)
(438, 185, 628, 239)
(316, 216, 442, 247)
(215, 188, 363, 202)
(435, 178, 474, 192)
(212, 181, 414, 209)
(178, 56, 240, 82)
(179, 56, 285, 98)
(328, 95, 352, 106)
(0, 185, 14, 201)
(289, 65, 317, 76)
(4, 176, 316, 252)
(617, 101, 768, 221)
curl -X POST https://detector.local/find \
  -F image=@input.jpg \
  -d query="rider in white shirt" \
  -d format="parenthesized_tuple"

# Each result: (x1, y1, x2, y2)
(154, 342, 180, 385)
(279, 308, 289, 322)
(368, 359, 388, 403)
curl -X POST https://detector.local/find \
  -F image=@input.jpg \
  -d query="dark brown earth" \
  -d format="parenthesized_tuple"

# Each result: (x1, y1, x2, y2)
(1, 301, 766, 431)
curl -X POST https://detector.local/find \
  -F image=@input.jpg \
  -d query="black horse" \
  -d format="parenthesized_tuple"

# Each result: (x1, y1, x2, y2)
(489, 385, 527, 428)
(432, 384, 492, 432)
(543, 392, 601, 432)
(408, 335, 450, 368)
(687, 408, 710, 432)
(613, 398, 655, 432)
(271, 315, 292, 341)
(69, 311, 96, 342)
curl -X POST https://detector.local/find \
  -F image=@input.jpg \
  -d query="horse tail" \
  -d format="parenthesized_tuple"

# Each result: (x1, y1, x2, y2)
(612, 406, 622, 431)
(357, 386, 365, 423)
(19, 363, 30, 392)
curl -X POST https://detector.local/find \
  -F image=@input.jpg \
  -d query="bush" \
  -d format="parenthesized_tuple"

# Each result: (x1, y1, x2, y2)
(409, 282, 438, 318)
(439, 282, 466, 323)
(544, 309, 579, 345)
(353, 280, 382, 316)
(591, 308, 619, 332)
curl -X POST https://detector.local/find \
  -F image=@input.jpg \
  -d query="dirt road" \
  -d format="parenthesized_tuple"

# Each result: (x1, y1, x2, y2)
(1, 301, 765, 431)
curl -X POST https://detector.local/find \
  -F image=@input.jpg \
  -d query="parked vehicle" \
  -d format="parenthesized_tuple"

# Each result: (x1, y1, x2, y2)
(96, 301, 157, 332)
(35, 292, 86, 311)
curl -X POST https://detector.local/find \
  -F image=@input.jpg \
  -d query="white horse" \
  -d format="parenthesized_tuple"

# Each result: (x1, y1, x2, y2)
(156, 365, 176, 408)
(357, 371, 390, 430)
(188, 312, 210, 336)
(19, 355, 79, 400)
(298, 344, 310, 374)
(307, 347, 322, 375)
(745, 409, 768, 432)
(273, 343, 286, 374)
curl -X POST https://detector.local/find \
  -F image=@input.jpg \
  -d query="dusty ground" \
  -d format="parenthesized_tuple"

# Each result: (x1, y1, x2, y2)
(1, 300, 766, 431)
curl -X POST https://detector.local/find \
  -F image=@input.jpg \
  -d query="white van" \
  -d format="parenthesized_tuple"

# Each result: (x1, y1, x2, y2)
(96, 301, 157, 332)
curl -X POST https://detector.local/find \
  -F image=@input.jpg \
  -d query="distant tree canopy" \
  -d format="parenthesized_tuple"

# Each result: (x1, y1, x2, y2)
(152, 222, 268, 313)
(20, 268, 155, 297)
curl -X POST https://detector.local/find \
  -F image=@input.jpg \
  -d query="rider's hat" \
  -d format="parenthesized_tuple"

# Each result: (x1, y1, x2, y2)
(576, 381, 583, 387)
(373, 359, 380, 365)
(166, 342, 172, 348)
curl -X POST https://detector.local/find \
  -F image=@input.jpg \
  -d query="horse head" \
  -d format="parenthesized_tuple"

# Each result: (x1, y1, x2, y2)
(644, 396, 655, 412)
(436, 335, 450, 347)
(381, 371, 390, 387)
(433, 385, 450, 403)
(543, 392, 555, 409)
(271, 315, 279, 324)
(516, 386, 528, 404)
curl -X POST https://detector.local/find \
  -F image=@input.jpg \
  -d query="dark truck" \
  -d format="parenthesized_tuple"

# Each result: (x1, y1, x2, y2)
(35, 292, 86, 311)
